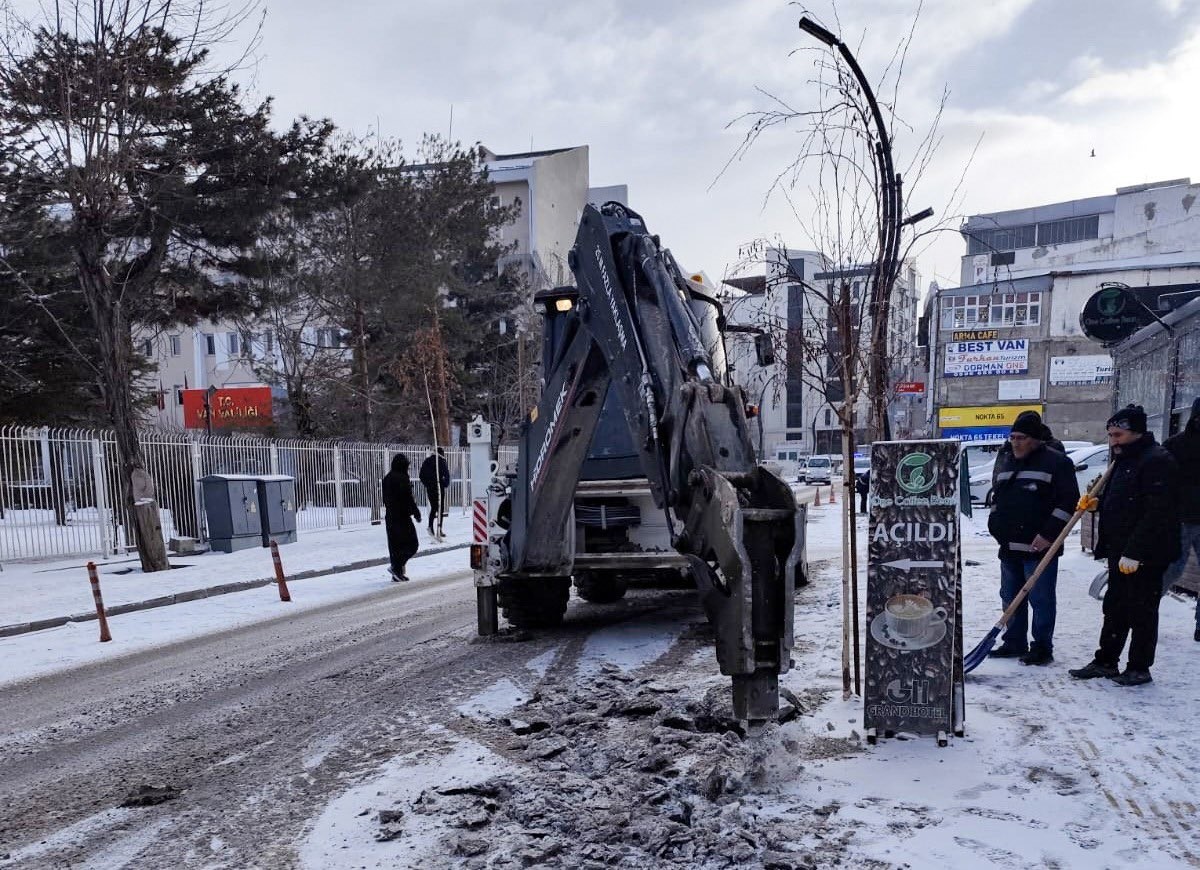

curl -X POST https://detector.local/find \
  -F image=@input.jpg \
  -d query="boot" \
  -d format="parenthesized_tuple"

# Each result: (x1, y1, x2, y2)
(1112, 669, 1152, 686)
(988, 645, 1028, 659)
(1020, 646, 1053, 666)
(1194, 627, 1200, 642)
(1068, 660, 1119, 679)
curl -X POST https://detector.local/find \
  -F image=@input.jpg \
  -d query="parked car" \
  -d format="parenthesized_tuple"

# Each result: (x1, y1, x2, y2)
(806, 455, 832, 485)
(970, 443, 1107, 506)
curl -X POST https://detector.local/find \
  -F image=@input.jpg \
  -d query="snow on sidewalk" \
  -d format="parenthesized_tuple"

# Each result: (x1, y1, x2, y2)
(781, 501, 1200, 867)
(0, 513, 471, 628)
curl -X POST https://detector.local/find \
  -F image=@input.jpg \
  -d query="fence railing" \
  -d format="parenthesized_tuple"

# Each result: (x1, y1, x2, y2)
(0, 425, 496, 564)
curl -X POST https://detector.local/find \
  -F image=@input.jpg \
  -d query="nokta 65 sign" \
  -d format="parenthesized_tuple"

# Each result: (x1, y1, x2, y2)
(943, 338, 1028, 377)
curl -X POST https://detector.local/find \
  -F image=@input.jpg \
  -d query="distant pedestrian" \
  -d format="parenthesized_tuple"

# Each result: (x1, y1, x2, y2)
(382, 454, 421, 582)
(1040, 424, 1067, 454)
(855, 468, 869, 513)
(1070, 405, 1180, 685)
(419, 448, 451, 536)
(987, 410, 1080, 665)
(1162, 396, 1200, 643)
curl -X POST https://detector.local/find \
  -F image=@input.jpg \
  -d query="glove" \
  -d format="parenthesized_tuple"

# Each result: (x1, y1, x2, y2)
(1118, 556, 1140, 574)
(1077, 495, 1099, 512)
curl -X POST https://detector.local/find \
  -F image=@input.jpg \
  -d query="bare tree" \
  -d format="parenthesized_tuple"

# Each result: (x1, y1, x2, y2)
(721, 7, 977, 696)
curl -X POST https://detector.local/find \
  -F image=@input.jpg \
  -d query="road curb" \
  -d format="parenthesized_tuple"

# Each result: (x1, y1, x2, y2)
(0, 542, 469, 639)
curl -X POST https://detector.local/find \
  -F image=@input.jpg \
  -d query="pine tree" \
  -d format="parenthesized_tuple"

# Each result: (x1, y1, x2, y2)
(0, 2, 330, 569)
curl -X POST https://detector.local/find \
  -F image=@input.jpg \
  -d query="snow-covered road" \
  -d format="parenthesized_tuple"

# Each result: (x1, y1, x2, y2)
(1, 499, 1197, 868)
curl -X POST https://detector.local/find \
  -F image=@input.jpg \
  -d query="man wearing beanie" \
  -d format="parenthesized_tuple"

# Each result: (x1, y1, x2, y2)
(1071, 405, 1180, 685)
(1162, 396, 1200, 642)
(987, 410, 1080, 665)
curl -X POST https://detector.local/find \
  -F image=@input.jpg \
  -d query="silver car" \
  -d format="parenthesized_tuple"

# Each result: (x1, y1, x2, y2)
(806, 455, 832, 485)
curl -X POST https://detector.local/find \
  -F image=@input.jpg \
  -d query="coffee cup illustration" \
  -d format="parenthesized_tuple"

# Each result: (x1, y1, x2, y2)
(884, 593, 946, 640)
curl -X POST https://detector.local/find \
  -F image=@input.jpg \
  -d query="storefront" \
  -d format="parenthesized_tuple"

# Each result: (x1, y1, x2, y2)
(937, 404, 1044, 441)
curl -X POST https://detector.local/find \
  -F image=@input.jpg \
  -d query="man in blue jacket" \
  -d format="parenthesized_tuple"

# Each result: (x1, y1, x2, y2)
(987, 411, 1081, 665)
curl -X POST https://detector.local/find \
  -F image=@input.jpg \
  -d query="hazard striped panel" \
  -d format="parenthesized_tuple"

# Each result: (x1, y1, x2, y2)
(473, 499, 488, 543)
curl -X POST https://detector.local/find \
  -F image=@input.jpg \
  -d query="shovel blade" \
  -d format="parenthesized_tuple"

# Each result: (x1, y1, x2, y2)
(963, 626, 1001, 674)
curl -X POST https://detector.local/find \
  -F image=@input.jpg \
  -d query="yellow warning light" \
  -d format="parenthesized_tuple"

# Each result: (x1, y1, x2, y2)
(554, 298, 574, 312)
(690, 274, 704, 283)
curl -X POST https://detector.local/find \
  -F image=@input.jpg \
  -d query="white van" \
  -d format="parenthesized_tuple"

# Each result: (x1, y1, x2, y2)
(806, 455, 832, 485)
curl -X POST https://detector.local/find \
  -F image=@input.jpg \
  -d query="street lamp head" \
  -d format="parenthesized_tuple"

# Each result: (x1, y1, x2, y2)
(798, 16, 838, 47)
(902, 207, 935, 227)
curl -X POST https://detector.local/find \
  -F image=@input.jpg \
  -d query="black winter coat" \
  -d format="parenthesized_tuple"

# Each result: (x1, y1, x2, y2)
(987, 442, 1080, 559)
(1163, 418, 1200, 524)
(382, 466, 421, 565)
(1096, 433, 1181, 566)
(419, 455, 451, 491)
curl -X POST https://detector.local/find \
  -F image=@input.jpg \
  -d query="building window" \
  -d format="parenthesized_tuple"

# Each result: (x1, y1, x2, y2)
(139, 339, 153, 356)
(966, 224, 1036, 255)
(824, 408, 832, 427)
(1036, 214, 1100, 247)
(169, 334, 182, 356)
(227, 332, 240, 355)
(317, 327, 344, 349)
(940, 292, 1041, 329)
(176, 388, 184, 406)
(261, 330, 273, 353)
(204, 333, 216, 355)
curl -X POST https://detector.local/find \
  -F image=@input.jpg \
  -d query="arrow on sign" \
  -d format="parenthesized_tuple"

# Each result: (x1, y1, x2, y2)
(882, 559, 946, 571)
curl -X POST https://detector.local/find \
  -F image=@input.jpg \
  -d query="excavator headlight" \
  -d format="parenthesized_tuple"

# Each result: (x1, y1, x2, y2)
(554, 298, 574, 312)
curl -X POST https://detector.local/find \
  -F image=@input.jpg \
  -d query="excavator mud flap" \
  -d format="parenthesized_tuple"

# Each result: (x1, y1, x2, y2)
(682, 468, 804, 721)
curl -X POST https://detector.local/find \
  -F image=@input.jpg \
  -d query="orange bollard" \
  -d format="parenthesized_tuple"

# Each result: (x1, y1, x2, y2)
(813, 486, 822, 506)
(829, 483, 837, 504)
(270, 540, 292, 602)
(86, 561, 113, 642)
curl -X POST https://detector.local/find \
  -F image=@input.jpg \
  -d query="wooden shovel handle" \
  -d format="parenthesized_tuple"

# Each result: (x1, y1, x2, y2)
(995, 461, 1114, 629)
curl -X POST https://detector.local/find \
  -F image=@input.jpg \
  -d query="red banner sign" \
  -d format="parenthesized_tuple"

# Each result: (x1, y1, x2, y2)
(896, 382, 926, 394)
(182, 387, 273, 430)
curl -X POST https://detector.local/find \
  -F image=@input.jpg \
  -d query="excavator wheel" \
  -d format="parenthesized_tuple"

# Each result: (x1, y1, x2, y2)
(497, 576, 570, 629)
(573, 571, 629, 604)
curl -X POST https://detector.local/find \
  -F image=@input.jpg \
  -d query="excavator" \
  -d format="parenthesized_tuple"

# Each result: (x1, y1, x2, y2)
(468, 202, 806, 722)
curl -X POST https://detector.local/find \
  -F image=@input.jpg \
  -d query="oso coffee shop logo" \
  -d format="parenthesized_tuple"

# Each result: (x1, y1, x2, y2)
(896, 452, 936, 495)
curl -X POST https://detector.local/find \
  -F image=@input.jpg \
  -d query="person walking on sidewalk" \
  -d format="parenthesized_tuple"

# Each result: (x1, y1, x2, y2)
(382, 454, 421, 582)
(1162, 396, 1200, 643)
(1070, 405, 1180, 685)
(987, 410, 1080, 666)
(419, 448, 450, 537)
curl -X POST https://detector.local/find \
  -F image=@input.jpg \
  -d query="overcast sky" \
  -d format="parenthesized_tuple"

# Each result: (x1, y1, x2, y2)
(23, 0, 1200, 290)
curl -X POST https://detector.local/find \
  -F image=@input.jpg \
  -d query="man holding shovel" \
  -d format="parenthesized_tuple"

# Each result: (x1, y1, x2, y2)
(1070, 405, 1180, 686)
(987, 410, 1080, 665)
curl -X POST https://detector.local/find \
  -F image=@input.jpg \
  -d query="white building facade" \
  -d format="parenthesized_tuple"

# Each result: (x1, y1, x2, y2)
(935, 178, 1200, 443)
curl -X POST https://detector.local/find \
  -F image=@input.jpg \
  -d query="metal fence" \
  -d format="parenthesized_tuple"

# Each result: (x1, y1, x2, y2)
(0, 425, 494, 564)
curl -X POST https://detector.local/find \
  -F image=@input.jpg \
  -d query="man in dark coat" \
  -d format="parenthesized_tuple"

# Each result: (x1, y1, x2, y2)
(419, 448, 451, 536)
(1070, 405, 1180, 685)
(1162, 396, 1200, 642)
(382, 454, 421, 582)
(987, 410, 1080, 665)
(1040, 424, 1067, 454)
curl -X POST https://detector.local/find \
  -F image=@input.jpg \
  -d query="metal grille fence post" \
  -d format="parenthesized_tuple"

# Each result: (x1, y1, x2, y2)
(333, 445, 344, 529)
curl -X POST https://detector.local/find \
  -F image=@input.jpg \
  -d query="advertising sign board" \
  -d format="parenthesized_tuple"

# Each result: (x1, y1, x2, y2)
(895, 382, 926, 394)
(182, 387, 273, 430)
(937, 404, 1042, 429)
(865, 440, 963, 743)
(944, 338, 1029, 377)
(997, 378, 1041, 401)
(1049, 354, 1114, 385)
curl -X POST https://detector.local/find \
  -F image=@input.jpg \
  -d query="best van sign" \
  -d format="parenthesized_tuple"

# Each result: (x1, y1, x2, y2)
(944, 338, 1028, 377)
